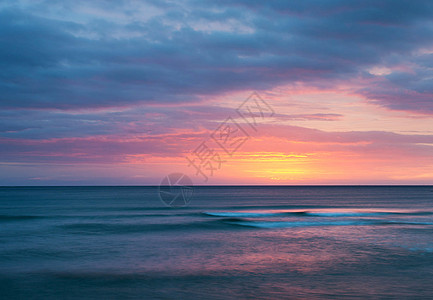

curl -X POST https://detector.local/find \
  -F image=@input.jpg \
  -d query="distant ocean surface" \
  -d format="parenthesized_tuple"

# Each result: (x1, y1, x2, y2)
(1, 186, 432, 299)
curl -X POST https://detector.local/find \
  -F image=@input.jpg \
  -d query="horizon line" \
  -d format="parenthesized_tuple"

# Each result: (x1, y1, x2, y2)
(1, 184, 432, 187)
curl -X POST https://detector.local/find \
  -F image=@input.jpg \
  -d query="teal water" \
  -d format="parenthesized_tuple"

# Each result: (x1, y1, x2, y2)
(0, 186, 432, 299)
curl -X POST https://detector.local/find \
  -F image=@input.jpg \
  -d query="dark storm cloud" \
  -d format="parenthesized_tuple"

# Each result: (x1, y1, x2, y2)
(1, 0, 433, 111)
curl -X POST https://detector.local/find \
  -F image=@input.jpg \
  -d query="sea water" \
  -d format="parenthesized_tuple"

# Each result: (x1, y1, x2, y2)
(0, 186, 432, 299)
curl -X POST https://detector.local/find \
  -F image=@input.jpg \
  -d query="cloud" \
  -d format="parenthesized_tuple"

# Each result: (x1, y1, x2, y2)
(0, 0, 432, 112)
(1, 121, 433, 164)
(359, 54, 433, 113)
(1, 0, 433, 184)
(275, 113, 343, 121)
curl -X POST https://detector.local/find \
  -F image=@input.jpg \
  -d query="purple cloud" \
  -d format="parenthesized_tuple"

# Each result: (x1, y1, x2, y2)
(0, 0, 432, 111)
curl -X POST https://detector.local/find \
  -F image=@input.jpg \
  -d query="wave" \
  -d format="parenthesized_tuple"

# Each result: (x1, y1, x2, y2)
(203, 209, 433, 229)
(224, 219, 433, 229)
(0, 215, 45, 221)
(203, 211, 315, 218)
(56, 218, 244, 234)
(204, 212, 290, 217)
(226, 220, 370, 228)
(203, 210, 433, 218)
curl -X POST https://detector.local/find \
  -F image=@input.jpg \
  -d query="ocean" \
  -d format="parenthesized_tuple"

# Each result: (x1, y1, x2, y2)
(0, 186, 432, 299)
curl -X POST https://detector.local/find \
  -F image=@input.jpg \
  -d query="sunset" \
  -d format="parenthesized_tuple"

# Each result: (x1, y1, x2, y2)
(1, 1, 432, 299)
(1, 1, 433, 185)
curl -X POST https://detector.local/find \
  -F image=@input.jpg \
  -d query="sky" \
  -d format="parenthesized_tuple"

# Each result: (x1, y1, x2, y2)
(1, 0, 433, 185)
